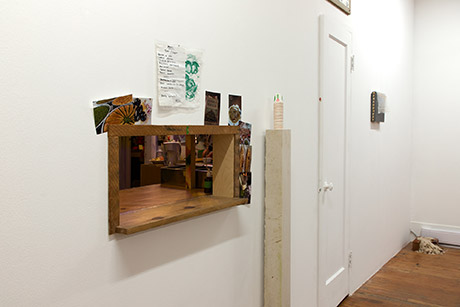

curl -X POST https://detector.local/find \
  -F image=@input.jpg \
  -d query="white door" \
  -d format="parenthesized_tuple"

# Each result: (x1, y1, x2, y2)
(318, 15, 352, 307)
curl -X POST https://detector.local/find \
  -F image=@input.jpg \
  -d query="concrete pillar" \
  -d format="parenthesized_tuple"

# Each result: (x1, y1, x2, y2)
(264, 129, 291, 307)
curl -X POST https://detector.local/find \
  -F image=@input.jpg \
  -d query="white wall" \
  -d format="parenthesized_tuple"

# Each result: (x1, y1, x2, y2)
(411, 0, 460, 233)
(0, 0, 414, 306)
(346, 0, 415, 292)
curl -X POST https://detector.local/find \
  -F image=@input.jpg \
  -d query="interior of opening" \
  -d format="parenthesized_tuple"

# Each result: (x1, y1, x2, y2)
(119, 134, 214, 214)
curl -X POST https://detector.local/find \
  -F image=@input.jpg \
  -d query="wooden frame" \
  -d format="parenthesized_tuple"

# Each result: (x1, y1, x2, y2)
(108, 125, 247, 235)
(327, 0, 351, 15)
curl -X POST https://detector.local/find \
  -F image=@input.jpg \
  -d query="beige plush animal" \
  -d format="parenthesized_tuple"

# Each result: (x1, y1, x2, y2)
(416, 237, 444, 255)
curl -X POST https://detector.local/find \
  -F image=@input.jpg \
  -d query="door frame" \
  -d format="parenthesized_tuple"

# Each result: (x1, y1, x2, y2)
(317, 14, 353, 307)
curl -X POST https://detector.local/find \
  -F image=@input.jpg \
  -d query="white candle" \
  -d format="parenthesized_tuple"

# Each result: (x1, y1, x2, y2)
(274, 93, 284, 129)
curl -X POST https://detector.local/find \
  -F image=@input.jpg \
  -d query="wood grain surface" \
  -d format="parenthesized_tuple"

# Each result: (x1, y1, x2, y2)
(108, 136, 119, 234)
(185, 135, 196, 189)
(119, 184, 205, 213)
(233, 134, 240, 197)
(213, 134, 235, 198)
(117, 193, 247, 234)
(340, 244, 460, 306)
(108, 125, 239, 137)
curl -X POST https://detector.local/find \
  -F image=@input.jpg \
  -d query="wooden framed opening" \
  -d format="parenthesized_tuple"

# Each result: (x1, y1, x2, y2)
(108, 125, 247, 235)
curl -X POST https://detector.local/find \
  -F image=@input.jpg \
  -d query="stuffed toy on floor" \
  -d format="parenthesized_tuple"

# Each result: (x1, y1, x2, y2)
(413, 237, 444, 255)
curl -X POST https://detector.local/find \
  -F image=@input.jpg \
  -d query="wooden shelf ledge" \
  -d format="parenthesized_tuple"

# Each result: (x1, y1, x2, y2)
(119, 185, 207, 213)
(108, 125, 239, 137)
(116, 195, 247, 235)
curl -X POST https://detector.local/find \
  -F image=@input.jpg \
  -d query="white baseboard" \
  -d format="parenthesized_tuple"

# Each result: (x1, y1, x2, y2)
(411, 221, 460, 246)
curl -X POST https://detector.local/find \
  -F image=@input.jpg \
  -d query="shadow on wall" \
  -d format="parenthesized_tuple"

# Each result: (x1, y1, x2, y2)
(109, 207, 243, 281)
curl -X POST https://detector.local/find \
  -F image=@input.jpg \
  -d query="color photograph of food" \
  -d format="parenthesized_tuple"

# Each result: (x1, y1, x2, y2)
(93, 95, 152, 134)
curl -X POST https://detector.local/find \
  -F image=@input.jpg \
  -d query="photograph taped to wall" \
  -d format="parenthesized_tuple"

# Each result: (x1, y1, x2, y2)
(245, 145, 252, 173)
(93, 95, 153, 134)
(204, 91, 221, 125)
(228, 94, 242, 126)
(327, 0, 351, 15)
(239, 172, 251, 202)
(93, 94, 132, 134)
(239, 144, 252, 173)
(239, 121, 252, 145)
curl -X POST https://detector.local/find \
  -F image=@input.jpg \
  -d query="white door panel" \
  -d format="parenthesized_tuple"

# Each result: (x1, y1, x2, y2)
(318, 15, 352, 307)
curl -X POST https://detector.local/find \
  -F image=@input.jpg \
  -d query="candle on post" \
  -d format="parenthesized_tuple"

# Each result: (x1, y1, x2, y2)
(274, 94, 284, 129)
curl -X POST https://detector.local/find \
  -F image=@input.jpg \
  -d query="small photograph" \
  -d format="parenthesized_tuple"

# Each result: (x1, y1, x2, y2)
(228, 94, 242, 126)
(134, 98, 153, 125)
(239, 144, 246, 173)
(245, 145, 252, 173)
(239, 121, 252, 145)
(239, 144, 252, 173)
(93, 95, 152, 134)
(204, 91, 221, 125)
(239, 172, 252, 202)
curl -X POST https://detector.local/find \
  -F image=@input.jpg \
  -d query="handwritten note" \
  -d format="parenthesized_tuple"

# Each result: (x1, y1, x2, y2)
(156, 42, 202, 109)
(156, 43, 186, 107)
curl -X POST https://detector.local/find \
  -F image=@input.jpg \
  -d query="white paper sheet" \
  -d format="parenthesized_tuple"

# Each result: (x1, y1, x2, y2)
(156, 43, 186, 107)
(156, 42, 202, 109)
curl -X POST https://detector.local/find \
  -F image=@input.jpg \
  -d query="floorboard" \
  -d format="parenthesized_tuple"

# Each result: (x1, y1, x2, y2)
(340, 244, 460, 307)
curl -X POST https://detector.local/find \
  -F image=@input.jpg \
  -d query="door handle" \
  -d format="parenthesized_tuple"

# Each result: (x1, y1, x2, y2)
(319, 181, 334, 192)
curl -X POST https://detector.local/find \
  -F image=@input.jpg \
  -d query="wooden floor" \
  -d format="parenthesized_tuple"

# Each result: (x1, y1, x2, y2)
(340, 244, 460, 306)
